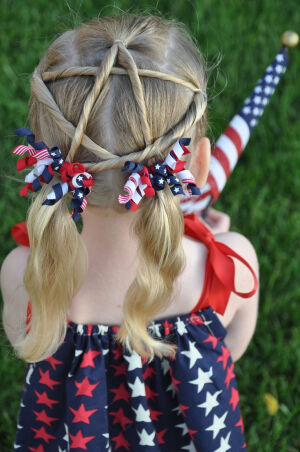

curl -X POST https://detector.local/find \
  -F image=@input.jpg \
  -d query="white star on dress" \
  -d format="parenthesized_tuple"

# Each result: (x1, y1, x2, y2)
(189, 366, 213, 393)
(181, 441, 197, 451)
(175, 317, 188, 335)
(78, 192, 83, 198)
(159, 178, 164, 184)
(174, 187, 179, 193)
(155, 164, 161, 169)
(214, 431, 231, 452)
(124, 350, 143, 371)
(78, 175, 83, 181)
(176, 423, 189, 435)
(128, 376, 146, 397)
(63, 423, 69, 443)
(137, 428, 156, 446)
(197, 389, 223, 416)
(181, 340, 202, 369)
(205, 411, 228, 440)
(161, 358, 170, 375)
(59, 158, 64, 164)
(133, 404, 152, 423)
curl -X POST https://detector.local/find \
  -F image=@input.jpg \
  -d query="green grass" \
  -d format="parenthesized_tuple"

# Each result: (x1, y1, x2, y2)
(0, 0, 300, 450)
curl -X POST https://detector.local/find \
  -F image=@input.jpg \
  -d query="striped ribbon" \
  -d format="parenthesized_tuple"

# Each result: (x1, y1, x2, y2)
(118, 138, 201, 211)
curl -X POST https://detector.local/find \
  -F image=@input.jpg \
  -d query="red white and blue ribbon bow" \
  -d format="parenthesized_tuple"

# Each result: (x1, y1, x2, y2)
(11, 128, 94, 223)
(118, 138, 201, 211)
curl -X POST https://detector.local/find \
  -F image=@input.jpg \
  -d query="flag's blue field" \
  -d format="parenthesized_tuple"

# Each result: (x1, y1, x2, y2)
(0, 1, 299, 451)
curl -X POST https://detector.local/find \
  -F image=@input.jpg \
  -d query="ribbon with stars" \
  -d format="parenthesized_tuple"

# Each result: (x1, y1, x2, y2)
(11, 128, 94, 223)
(118, 138, 201, 211)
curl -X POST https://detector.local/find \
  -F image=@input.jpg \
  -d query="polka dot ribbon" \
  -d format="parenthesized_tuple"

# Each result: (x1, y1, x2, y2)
(11, 128, 94, 223)
(118, 138, 201, 211)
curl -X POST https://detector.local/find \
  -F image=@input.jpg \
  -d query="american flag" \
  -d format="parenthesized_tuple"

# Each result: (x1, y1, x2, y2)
(180, 46, 289, 216)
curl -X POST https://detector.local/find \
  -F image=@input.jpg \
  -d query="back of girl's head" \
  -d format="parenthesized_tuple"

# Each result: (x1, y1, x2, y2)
(15, 13, 208, 362)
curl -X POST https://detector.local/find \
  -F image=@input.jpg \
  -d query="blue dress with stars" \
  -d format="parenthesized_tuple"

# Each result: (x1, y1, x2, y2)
(12, 214, 258, 451)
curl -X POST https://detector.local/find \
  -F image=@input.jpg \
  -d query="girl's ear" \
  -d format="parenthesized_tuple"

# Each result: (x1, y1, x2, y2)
(189, 137, 211, 187)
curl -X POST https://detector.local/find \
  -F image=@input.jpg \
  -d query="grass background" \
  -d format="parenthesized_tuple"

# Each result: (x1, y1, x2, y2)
(0, 0, 300, 450)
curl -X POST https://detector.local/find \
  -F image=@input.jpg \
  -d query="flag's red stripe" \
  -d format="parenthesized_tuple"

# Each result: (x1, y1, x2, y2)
(224, 126, 243, 157)
(211, 146, 231, 179)
(207, 173, 220, 202)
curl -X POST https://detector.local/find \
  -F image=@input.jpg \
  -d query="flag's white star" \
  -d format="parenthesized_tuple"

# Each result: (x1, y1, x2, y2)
(155, 164, 160, 169)
(250, 119, 257, 127)
(276, 54, 284, 62)
(262, 98, 268, 106)
(78, 192, 83, 198)
(59, 158, 64, 164)
(253, 95, 261, 104)
(189, 366, 213, 393)
(273, 76, 280, 84)
(242, 106, 251, 115)
(253, 107, 260, 116)
(181, 340, 202, 369)
(174, 187, 179, 193)
(197, 389, 222, 416)
(264, 86, 272, 95)
(159, 178, 164, 184)
(265, 74, 273, 83)
(78, 175, 83, 180)
(128, 376, 146, 397)
(137, 428, 156, 446)
(214, 431, 231, 452)
(254, 86, 262, 93)
(205, 411, 228, 439)
(167, 178, 171, 183)
(266, 65, 273, 73)
(275, 64, 283, 74)
(124, 350, 143, 371)
(244, 97, 250, 104)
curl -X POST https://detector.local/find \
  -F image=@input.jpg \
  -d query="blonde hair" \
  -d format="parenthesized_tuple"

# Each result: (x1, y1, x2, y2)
(14, 13, 207, 362)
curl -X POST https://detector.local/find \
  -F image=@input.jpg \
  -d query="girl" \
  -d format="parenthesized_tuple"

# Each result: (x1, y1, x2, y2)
(1, 13, 259, 451)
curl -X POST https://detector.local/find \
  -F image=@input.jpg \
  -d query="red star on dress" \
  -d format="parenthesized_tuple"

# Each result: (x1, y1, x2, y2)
(217, 345, 231, 369)
(75, 376, 100, 397)
(28, 445, 45, 452)
(169, 367, 181, 390)
(110, 361, 126, 376)
(189, 313, 204, 325)
(33, 409, 59, 426)
(69, 403, 98, 424)
(80, 349, 101, 368)
(203, 334, 219, 349)
(109, 407, 133, 430)
(235, 414, 244, 433)
(179, 403, 190, 417)
(188, 426, 198, 441)
(157, 428, 167, 444)
(229, 386, 240, 411)
(45, 356, 63, 371)
(38, 368, 61, 390)
(112, 344, 123, 360)
(143, 366, 156, 380)
(145, 384, 159, 400)
(149, 407, 163, 420)
(163, 319, 174, 335)
(69, 429, 95, 450)
(111, 431, 130, 451)
(34, 390, 59, 409)
(225, 363, 235, 389)
(110, 382, 130, 403)
(31, 426, 55, 444)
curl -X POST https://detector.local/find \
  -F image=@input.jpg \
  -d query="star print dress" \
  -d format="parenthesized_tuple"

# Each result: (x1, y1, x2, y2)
(11, 213, 258, 452)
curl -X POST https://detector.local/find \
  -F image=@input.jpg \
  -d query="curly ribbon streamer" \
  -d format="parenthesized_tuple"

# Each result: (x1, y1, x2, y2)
(11, 128, 94, 223)
(118, 137, 201, 211)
